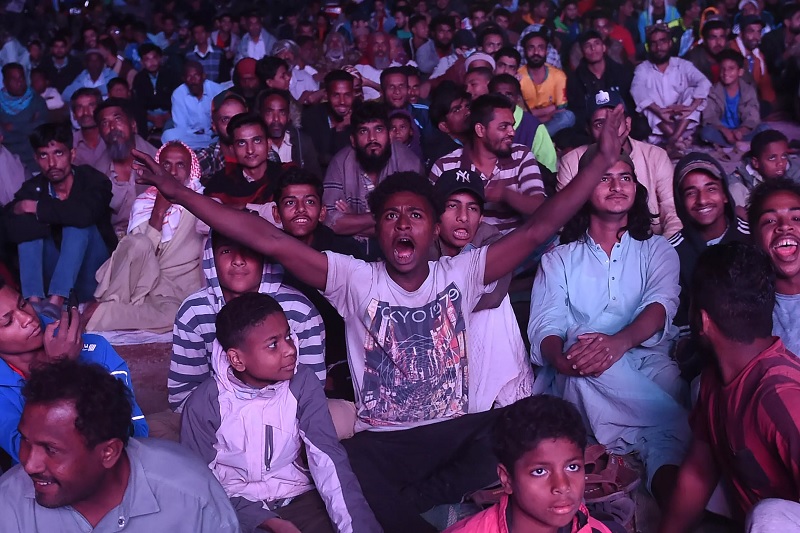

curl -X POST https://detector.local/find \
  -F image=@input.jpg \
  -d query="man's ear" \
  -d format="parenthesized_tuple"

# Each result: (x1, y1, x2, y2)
(318, 204, 327, 223)
(350, 133, 356, 148)
(272, 204, 281, 224)
(438, 121, 450, 134)
(474, 122, 486, 140)
(751, 155, 760, 170)
(227, 348, 246, 372)
(432, 221, 441, 241)
(498, 463, 514, 495)
(700, 308, 714, 339)
(98, 438, 125, 470)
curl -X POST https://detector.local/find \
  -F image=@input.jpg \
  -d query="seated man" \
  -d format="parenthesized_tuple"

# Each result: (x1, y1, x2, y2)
(749, 179, 800, 355)
(92, 98, 158, 238)
(61, 48, 116, 102)
(380, 66, 430, 160)
(194, 90, 247, 183)
(322, 101, 421, 257)
(728, 130, 800, 212)
(181, 293, 380, 532)
(631, 23, 711, 153)
(301, 70, 358, 173)
(0, 360, 237, 532)
(4, 123, 116, 315)
(529, 149, 689, 507)
(0, 63, 47, 174)
(445, 395, 615, 533)
(659, 242, 800, 532)
(85, 141, 205, 332)
(272, 168, 366, 399)
(167, 231, 325, 415)
(730, 15, 776, 113)
(558, 90, 682, 237)
(131, 102, 626, 533)
(257, 88, 322, 179)
(431, 168, 533, 410)
(132, 44, 181, 134)
(70, 88, 106, 169)
(161, 61, 224, 150)
(425, 81, 472, 171)
(0, 281, 147, 463)
(430, 94, 547, 235)
(669, 153, 750, 372)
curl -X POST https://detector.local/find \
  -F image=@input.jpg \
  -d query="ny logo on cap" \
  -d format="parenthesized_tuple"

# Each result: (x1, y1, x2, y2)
(455, 170, 471, 183)
(595, 90, 610, 105)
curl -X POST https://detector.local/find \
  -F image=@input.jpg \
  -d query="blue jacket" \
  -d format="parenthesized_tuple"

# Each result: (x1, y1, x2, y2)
(0, 318, 148, 464)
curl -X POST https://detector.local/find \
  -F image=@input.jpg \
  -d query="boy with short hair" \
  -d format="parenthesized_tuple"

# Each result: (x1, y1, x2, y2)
(389, 110, 415, 147)
(181, 292, 380, 533)
(728, 130, 800, 210)
(445, 395, 613, 533)
(700, 49, 765, 150)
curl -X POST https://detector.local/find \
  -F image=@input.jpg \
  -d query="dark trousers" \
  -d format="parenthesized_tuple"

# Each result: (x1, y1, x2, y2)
(342, 409, 504, 533)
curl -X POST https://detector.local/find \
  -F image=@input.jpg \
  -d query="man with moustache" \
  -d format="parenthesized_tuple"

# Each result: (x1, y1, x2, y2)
(354, 32, 393, 101)
(684, 17, 730, 83)
(195, 91, 247, 183)
(257, 88, 321, 179)
(631, 23, 711, 152)
(91, 98, 157, 238)
(70, 88, 105, 168)
(321, 101, 421, 256)
(302, 70, 360, 172)
(161, 61, 224, 150)
(4, 123, 116, 313)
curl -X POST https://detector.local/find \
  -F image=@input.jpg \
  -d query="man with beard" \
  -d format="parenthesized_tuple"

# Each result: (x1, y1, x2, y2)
(354, 32, 392, 101)
(631, 24, 711, 153)
(430, 94, 546, 234)
(61, 49, 116, 103)
(730, 15, 777, 111)
(195, 91, 247, 183)
(91, 98, 157, 237)
(684, 17, 730, 83)
(416, 15, 456, 76)
(4, 123, 115, 313)
(40, 33, 83, 94)
(321, 101, 421, 254)
(301, 70, 359, 172)
(70, 88, 105, 168)
(518, 30, 575, 139)
(659, 242, 800, 533)
(229, 58, 260, 111)
(0, 360, 239, 532)
(161, 61, 224, 150)
(258, 89, 321, 179)
(761, 4, 800, 108)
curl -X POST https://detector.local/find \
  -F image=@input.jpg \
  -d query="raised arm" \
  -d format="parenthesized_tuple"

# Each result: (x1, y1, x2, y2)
(133, 150, 329, 290)
(483, 105, 624, 285)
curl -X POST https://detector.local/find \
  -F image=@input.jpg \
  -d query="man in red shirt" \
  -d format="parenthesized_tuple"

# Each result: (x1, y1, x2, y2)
(659, 242, 800, 533)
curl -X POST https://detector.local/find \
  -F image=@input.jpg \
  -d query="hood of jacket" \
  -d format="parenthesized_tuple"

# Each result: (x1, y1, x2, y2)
(202, 230, 285, 314)
(673, 152, 738, 246)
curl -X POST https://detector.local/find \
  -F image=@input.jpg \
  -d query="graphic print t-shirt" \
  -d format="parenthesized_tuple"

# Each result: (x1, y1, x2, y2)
(324, 248, 492, 431)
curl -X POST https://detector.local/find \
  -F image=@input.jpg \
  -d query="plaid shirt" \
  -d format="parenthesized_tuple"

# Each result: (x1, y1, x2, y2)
(195, 142, 225, 184)
(186, 43, 223, 82)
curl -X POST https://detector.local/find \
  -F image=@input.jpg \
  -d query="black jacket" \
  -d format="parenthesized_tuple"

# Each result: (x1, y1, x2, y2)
(300, 104, 353, 172)
(132, 69, 180, 113)
(40, 56, 84, 94)
(4, 165, 116, 251)
(566, 58, 636, 127)
(287, 125, 323, 181)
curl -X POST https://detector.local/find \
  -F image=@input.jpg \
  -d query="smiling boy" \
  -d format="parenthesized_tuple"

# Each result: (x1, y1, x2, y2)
(132, 104, 625, 532)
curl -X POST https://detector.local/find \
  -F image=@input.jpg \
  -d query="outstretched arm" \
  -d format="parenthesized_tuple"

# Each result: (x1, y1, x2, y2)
(483, 105, 624, 285)
(132, 150, 329, 291)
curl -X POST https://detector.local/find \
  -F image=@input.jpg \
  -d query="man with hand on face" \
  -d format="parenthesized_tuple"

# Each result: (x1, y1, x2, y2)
(0, 360, 237, 531)
(5, 122, 117, 318)
(322, 101, 422, 256)
(302, 70, 359, 172)
(161, 61, 224, 150)
(91, 98, 158, 238)
(258, 88, 321, 179)
(195, 91, 247, 183)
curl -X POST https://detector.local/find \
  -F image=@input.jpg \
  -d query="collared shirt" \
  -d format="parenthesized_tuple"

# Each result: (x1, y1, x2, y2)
(0, 439, 240, 532)
(269, 131, 293, 163)
(61, 67, 117, 102)
(557, 139, 682, 238)
(170, 80, 224, 136)
(630, 57, 711, 115)
(429, 144, 545, 234)
(289, 66, 319, 101)
(185, 43, 222, 82)
(247, 36, 266, 60)
(518, 64, 569, 111)
(195, 141, 226, 182)
(72, 129, 107, 168)
(529, 232, 680, 367)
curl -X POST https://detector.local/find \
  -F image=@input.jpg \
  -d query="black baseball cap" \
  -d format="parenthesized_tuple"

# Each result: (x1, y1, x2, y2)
(586, 89, 626, 118)
(434, 168, 486, 208)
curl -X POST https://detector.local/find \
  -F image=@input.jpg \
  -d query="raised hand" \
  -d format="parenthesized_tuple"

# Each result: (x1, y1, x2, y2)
(42, 307, 82, 362)
(596, 104, 624, 166)
(132, 149, 182, 202)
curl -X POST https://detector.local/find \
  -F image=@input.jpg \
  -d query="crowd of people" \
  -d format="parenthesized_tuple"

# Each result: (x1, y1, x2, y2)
(0, 0, 799, 531)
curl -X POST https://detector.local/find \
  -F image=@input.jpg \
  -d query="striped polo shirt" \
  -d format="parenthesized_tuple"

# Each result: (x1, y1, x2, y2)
(429, 144, 546, 234)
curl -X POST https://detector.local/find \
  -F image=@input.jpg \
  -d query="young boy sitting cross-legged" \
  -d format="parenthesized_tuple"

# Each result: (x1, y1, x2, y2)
(180, 292, 380, 533)
(131, 104, 625, 533)
(445, 394, 614, 533)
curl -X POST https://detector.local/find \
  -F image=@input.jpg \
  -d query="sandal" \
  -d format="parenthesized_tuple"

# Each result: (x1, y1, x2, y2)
(583, 445, 641, 504)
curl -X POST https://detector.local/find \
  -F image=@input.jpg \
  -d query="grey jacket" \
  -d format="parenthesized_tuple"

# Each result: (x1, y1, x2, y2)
(703, 79, 760, 131)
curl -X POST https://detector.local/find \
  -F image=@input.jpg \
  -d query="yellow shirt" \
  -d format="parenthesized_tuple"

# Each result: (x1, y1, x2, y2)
(518, 65, 568, 111)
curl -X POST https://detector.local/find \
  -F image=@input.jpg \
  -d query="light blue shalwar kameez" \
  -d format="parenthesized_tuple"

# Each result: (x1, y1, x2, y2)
(528, 232, 690, 487)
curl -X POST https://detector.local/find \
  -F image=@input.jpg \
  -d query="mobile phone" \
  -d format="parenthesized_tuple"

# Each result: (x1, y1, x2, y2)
(67, 289, 78, 327)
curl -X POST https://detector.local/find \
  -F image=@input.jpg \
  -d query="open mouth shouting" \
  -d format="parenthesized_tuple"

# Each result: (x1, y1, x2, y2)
(772, 236, 799, 260)
(452, 227, 471, 241)
(393, 236, 416, 264)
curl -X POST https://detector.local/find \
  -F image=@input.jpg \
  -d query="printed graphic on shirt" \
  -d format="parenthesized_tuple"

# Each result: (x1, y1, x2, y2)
(360, 283, 469, 425)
